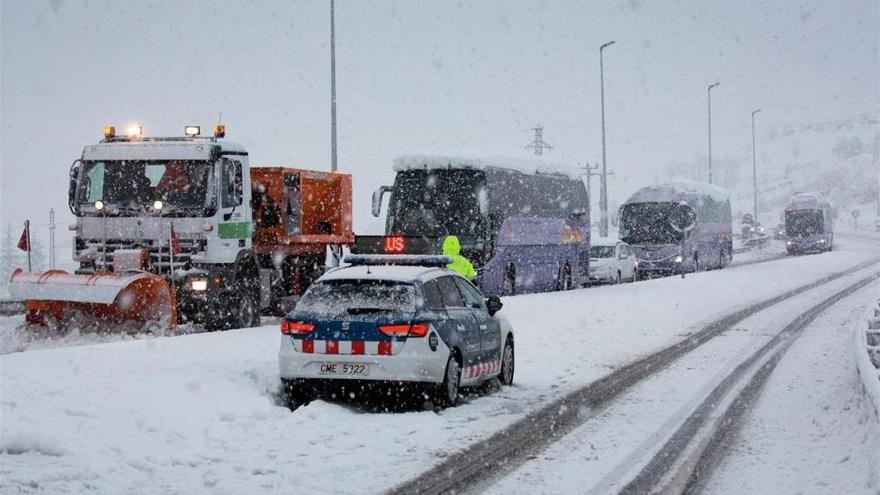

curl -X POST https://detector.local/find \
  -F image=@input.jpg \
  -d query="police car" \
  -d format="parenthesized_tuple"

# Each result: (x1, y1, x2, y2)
(279, 255, 515, 408)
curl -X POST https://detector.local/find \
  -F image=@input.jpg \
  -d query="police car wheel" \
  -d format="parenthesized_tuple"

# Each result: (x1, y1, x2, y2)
(281, 378, 314, 409)
(500, 338, 514, 386)
(436, 356, 461, 407)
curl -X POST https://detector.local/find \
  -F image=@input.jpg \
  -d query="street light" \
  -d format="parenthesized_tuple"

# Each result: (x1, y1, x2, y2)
(330, 0, 338, 172)
(707, 82, 720, 184)
(751, 109, 762, 223)
(599, 40, 615, 237)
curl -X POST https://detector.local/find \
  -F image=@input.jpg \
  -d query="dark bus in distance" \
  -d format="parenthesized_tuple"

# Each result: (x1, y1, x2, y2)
(784, 193, 833, 254)
(360, 155, 590, 295)
(619, 181, 733, 277)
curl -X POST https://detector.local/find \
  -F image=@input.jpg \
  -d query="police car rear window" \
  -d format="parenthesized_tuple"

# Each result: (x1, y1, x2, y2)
(437, 276, 466, 307)
(422, 280, 445, 309)
(296, 280, 416, 318)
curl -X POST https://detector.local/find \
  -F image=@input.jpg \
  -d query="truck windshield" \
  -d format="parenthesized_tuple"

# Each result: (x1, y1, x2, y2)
(619, 202, 688, 245)
(78, 160, 216, 216)
(786, 210, 824, 236)
(386, 169, 488, 239)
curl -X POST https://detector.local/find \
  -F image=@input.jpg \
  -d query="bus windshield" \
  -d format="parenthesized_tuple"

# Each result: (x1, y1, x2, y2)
(78, 160, 216, 216)
(620, 202, 689, 245)
(786, 210, 824, 236)
(386, 169, 488, 239)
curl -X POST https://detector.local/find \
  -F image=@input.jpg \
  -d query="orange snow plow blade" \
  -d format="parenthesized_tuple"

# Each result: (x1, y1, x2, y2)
(8, 268, 177, 331)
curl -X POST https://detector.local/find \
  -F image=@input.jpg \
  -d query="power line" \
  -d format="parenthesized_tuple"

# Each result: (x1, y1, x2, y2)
(525, 124, 553, 156)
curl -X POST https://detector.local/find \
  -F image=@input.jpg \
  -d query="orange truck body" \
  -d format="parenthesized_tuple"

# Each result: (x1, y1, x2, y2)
(250, 167, 354, 256)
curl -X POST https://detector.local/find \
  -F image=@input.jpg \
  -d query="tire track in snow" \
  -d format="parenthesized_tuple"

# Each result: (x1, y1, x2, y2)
(619, 272, 879, 494)
(386, 258, 880, 495)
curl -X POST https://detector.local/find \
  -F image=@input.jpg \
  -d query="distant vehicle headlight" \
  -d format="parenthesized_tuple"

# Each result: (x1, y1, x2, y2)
(674, 255, 683, 263)
(191, 279, 208, 291)
(819, 239, 825, 243)
(786, 240, 792, 245)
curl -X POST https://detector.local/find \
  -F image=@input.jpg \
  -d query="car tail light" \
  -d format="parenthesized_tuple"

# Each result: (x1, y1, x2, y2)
(281, 320, 315, 335)
(378, 322, 430, 338)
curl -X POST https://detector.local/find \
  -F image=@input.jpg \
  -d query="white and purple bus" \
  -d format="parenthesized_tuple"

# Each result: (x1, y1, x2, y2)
(360, 155, 590, 295)
(619, 181, 732, 277)
(784, 193, 833, 254)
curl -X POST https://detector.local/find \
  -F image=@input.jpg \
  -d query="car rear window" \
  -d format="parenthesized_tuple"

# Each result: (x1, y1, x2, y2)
(296, 280, 416, 318)
(437, 276, 466, 307)
(422, 280, 445, 309)
(590, 246, 614, 258)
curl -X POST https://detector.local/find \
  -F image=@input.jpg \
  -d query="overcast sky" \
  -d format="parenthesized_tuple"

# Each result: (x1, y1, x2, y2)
(2, 0, 877, 242)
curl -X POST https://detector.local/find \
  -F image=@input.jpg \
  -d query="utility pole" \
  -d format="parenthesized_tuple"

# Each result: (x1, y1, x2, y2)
(751, 109, 762, 224)
(49, 208, 56, 269)
(599, 40, 615, 237)
(525, 124, 552, 156)
(581, 163, 613, 229)
(330, 0, 338, 172)
(707, 82, 720, 184)
(581, 163, 600, 209)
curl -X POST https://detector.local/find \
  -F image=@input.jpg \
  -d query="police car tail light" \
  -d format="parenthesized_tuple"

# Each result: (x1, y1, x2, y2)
(378, 322, 429, 338)
(281, 320, 315, 335)
(407, 323, 429, 337)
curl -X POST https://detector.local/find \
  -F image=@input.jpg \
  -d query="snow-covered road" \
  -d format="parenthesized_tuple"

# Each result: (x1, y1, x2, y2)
(485, 262, 880, 494)
(1, 235, 878, 494)
(705, 288, 880, 494)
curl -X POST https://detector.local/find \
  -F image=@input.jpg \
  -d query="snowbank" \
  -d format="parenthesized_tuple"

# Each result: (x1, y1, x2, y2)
(856, 298, 880, 417)
(393, 152, 582, 179)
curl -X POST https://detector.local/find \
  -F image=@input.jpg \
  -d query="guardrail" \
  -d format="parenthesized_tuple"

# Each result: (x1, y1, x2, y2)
(855, 298, 880, 417)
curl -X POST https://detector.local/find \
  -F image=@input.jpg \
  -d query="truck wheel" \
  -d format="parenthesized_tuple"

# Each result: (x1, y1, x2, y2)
(233, 289, 261, 329)
(435, 355, 461, 407)
(205, 282, 261, 331)
(562, 263, 572, 290)
(499, 337, 514, 386)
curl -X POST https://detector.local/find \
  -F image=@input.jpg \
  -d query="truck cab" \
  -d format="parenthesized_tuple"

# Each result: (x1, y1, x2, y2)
(11, 124, 352, 333)
(67, 125, 261, 328)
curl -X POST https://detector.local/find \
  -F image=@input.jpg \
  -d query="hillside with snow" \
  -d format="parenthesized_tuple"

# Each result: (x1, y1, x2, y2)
(663, 114, 879, 228)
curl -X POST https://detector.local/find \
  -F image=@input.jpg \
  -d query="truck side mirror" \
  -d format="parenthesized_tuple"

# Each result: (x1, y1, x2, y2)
(68, 160, 81, 214)
(372, 186, 392, 218)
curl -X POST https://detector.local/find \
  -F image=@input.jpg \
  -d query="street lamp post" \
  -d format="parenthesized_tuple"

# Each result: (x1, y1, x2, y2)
(330, 0, 338, 172)
(751, 109, 762, 223)
(707, 82, 720, 184)
(599, 40, 615, 237)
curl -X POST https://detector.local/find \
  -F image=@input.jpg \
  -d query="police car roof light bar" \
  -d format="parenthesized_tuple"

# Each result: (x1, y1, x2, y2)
(343, 254, 452, 267)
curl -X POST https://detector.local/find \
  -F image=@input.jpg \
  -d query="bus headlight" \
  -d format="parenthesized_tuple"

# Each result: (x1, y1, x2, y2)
(191, 279, 208, 291)
(674, 255, 683, 263)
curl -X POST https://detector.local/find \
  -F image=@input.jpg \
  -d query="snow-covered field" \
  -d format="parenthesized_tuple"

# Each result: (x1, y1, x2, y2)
(1, 236, 878, 494)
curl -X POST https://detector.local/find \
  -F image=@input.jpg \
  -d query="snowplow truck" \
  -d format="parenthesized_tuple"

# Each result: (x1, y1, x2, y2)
(9, 125, 353, 331)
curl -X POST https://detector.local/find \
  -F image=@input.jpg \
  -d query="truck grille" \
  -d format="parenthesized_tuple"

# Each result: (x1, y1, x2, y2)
(82, 239, 203, 274)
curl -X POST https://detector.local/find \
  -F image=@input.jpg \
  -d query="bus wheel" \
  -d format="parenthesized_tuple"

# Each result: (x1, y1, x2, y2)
(563, 263, 572, 290)
(503, 264, 516, 296)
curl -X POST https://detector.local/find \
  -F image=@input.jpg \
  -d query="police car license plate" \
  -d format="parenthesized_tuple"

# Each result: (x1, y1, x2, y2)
(319, 362, 369, 376)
